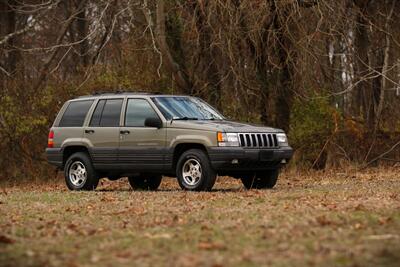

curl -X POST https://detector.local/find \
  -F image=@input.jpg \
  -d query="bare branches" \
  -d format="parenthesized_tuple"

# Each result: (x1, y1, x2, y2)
(1, 0, 400, 173)
(142, 0, 163, 77)
(0, 1, 60, 46)
(361, 139, 400, 169)
(143, 0, 192, 91)
(32, 0, 88, 91)
(374, 0, 396, 131)
(297, 0, 319, 8)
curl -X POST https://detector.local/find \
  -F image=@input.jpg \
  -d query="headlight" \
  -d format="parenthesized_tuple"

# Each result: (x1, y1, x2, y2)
(276, 133, 289, 146)
(217, 132, 239, 147)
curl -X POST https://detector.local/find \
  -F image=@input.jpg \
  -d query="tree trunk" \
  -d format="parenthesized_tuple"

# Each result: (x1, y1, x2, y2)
(152, 0, 192, 92)
(4, 0, 18, 74)
(353, 12, 373, 127)
(374, 0, 395, 131)
(76, 0, 89, 67)
(270, 1, 294, 132)
(232, 0, 275, 126)
(192, 3, 222, 108)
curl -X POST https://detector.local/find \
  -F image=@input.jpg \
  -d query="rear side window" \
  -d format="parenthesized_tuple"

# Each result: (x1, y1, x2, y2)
(89, 100, 106, 126)
(59, 100, 93, 127)
(89, 99, 123, 127)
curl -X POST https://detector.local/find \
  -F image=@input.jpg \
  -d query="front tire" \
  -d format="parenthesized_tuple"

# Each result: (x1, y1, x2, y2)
(176, 149, 216, 191)
(128, 174, 162, 190)
(64, 152, 99, 191)
(241, 169, 279, 189)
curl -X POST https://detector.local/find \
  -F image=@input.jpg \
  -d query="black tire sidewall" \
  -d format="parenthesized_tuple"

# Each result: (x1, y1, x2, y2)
(128, 174, 162, 190)
(240, 172, 256, 189)
(64, 152, 98, 191)
(241, 169, 279, 189)
(176, 149, 216, 191)
(260, 169, 279, 188)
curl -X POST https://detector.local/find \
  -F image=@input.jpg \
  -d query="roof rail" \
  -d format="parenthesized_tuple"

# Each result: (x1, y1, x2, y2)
(90, 90, 163, 96)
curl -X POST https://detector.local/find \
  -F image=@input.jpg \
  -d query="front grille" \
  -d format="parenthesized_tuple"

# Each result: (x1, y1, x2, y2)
(238, 133, 278, 148)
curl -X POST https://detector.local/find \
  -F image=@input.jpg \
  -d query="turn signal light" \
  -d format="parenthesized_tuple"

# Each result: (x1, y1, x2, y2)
(217, 132, 224, 142)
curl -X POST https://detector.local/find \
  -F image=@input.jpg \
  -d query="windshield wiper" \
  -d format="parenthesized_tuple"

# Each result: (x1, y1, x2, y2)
(203, 118, 220, 120)
(171, 117, 199, 123)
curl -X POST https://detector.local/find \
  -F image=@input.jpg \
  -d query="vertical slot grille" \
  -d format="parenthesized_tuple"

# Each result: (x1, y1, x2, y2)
(238, 133, 278, 148)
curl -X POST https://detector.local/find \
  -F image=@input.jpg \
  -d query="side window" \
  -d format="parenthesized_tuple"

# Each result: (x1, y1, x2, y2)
(59, 100, 93, 127)
(125, 99, 159, 127)
(98, 99, 123, 127)
(89, 100, 106, 127)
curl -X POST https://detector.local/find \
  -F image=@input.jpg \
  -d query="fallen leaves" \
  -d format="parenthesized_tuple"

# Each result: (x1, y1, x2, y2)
(0, 169, 399, 267)
(100, 195, 119, 202)
(354, 203, 366, 211)
(315, 215, 334, 226)
(0, 234, 15, 244)
(144, 233, 173, 239)
(198, 241, 226, 251)
(106, 206, 146, 216)
(378, 216, 393, 225)
(364, 234, 399, 240)
(353, 223, 364, 230)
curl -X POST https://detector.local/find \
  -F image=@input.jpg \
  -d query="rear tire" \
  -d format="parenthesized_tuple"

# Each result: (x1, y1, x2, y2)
(128, 174, 162, 190)
(64, 152, 99, 191)
(241, 169, 279, 189)
(107, 175, 121, 181)
(176, 149, 216, 191)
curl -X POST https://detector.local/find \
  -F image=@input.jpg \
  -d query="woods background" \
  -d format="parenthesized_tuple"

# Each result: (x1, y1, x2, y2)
(1, 0, 400, 181)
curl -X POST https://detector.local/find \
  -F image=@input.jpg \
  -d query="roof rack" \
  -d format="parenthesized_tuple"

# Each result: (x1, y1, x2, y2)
(75, 90, 167, 99)
(90, 90, 163, 96)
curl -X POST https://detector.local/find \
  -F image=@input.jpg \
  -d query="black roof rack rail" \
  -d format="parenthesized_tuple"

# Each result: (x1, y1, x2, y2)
(90, 90, 163, 96)
(76, 90, 165, 99)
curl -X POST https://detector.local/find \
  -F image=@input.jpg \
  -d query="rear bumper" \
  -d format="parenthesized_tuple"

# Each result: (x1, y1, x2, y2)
(45, 148, 63, 168)
(207, 146, 293, 171)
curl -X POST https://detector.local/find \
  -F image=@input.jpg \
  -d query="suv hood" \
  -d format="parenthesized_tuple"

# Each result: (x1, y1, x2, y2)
(168, 120, 284, 133)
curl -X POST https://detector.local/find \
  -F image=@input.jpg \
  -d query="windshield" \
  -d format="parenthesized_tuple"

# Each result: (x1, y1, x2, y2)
(152, 96, 224, 120)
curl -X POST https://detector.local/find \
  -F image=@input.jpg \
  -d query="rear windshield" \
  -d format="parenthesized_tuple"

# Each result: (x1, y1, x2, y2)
(58, 100, 94, 127)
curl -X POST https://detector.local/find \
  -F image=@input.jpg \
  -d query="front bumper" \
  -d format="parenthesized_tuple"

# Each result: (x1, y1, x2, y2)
(207, 146, 293, 171)
(45, 148, 63, 168)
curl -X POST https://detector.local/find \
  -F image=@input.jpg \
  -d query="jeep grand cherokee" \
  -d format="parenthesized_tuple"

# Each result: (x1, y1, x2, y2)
(46, 92, 293, 191)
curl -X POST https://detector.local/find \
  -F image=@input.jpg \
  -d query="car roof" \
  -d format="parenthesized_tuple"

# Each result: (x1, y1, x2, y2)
(71, 92, 191, 101)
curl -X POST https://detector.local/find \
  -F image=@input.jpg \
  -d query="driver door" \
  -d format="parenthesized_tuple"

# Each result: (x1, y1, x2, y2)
(118, 98, 167, 171)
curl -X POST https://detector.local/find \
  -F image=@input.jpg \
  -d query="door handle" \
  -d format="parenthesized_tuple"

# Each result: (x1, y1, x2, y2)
(85, 129, 95, 134)
(120, 130, 130, 135)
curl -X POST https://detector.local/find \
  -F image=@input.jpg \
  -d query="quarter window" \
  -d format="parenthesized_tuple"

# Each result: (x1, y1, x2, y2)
(59, 100, 93, 127)
(125, 99, 159, 127)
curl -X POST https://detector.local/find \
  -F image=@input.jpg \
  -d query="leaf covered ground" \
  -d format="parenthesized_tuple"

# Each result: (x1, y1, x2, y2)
(1, 168, 400, 267)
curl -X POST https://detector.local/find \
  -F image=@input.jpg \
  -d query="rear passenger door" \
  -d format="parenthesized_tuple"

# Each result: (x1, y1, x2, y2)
(84, 98, 123, 170)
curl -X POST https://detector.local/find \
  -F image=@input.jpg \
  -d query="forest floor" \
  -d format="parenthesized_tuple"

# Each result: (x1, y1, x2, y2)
(0, 168, 400, 267)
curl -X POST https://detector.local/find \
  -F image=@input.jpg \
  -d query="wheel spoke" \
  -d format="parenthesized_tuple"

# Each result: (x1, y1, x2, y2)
(182, 159, 202, 186)
(69, 161, 87, 187)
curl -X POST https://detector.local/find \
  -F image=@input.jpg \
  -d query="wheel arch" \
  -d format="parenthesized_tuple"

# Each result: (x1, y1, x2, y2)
(62, 145, 90, 167)
(172, 143, 208, 171)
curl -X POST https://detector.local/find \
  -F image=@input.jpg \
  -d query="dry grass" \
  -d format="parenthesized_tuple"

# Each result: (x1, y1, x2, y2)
(1, 168, 400, 267)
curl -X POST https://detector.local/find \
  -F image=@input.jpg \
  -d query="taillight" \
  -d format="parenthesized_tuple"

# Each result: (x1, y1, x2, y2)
(48, 130, 54, 148)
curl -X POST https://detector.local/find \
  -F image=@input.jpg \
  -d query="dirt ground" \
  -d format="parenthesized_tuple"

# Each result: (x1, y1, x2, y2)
(1, 168, 400, 267)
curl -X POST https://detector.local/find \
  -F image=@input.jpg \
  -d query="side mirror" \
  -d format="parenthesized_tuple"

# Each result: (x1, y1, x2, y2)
(144, 117, 162, 128)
